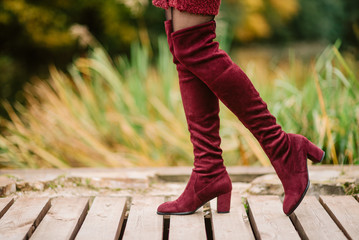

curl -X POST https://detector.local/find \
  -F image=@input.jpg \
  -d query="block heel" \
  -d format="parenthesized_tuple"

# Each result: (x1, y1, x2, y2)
(306, 139, 325, 163)
(217, 191, 231, 213)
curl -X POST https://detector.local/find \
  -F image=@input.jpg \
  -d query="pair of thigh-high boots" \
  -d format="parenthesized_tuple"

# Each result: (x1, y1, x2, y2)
(157, 19, 325, 216)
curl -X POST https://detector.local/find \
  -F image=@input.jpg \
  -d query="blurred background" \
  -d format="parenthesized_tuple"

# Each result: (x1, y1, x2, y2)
(0, 0, 358, 169)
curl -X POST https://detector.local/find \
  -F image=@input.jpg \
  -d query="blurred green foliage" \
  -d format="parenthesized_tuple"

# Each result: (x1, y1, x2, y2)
(0, 0, 152, 117)
(221, 0, 359, 45)
(0, 40, 357, 168)
(0, 0, 358, 119)
(290, 0, 358, 45)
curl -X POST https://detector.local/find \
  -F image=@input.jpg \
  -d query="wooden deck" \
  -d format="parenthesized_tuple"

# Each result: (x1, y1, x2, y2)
(0, 194, 358, 240)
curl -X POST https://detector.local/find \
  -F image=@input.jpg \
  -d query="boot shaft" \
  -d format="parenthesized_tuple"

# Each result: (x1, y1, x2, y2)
(171, 20, 288, 161)
(164, 20, 225, 174)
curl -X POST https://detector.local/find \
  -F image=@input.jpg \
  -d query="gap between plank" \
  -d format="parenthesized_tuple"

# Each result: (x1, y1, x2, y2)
(246, 198, 260, 240)
(162, 196, 171, 240)
(0, 198, 14, 218)
(318, 196, 355, 240)
(70, 198, 90, 240)
(289, 212, 309, 240)
(204, 202, 213, 240)
(118, 196, 131, 240)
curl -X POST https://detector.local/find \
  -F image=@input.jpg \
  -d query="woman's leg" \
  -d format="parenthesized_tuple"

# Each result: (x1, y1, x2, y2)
(165, 7, 171, 21)
(157, 8, 232, 215)
(170, 8, 325, 215)
(172, 9, 214, 31)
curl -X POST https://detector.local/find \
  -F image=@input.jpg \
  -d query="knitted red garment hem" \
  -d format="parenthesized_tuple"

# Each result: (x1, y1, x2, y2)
(152, 0, 221, 16)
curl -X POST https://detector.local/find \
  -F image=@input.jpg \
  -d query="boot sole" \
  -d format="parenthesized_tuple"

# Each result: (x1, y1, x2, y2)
(157, 200, 209, 215)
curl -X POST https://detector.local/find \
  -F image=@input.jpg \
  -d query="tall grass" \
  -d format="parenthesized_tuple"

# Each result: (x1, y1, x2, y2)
(0, 37, 190, 168)
(266, 42, 359, 165)
(0, 38, 358, 168)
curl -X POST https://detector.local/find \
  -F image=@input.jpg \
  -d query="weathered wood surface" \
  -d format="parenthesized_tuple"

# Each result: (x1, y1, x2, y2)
(210, 192, 254, 240)
(169, 210, 207, 239)
(168, 197, 207, 239)
(31, 197, 89, 240)
(0, 197, 14, 218)
(0, 197, 50, 240)
(75, 196, 127, 240)
(0, 194, 359, 239)
(247, 195, 300, 240)
(319, 195, 359, 240)
(122, 196, 163, 240)
(290, 196, 346, 240)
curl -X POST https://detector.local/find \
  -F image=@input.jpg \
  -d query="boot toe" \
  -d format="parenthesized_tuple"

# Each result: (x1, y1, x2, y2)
(283, 180, 310, 215)
(157, 200, 178, 214)
(283, 194, 299, 215)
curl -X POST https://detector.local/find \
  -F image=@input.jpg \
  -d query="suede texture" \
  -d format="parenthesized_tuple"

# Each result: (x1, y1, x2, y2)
(157, 20, 232, 215)
(164, 20, 224, 177)
(152, 0, 221, 16)
(157, 171, 232, 214)
(171, 20, 325, 215)
(171, 20, 289, 164)
(217, 191, 231, 212)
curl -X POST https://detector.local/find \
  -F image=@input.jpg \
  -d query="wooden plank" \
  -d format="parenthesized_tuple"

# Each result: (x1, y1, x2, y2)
(75, 196, 127, 240)
(210, 192, 254, 240)
(0, 197, 14, 218)
(122, 196, 163, 240)
(168, 196, 207, 239)
(319, 195, 359, 239)
(289, 196, 346, 240)
(0, 197, 50, 240)
(247, 195, 300, 240)
(31, 197, 89, 240)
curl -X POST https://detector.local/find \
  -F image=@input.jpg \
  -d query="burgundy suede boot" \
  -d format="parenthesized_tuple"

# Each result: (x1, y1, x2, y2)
(156, 20, 232, 215)
(171, 20, 325, 216)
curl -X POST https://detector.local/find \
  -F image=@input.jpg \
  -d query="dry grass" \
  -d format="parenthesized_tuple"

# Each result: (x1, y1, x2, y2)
(0, 39, 358, 168)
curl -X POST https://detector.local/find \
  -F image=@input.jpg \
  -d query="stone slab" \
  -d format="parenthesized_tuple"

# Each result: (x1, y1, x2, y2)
(0, 176, 16, 197)
(1, 166, 358, 198)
